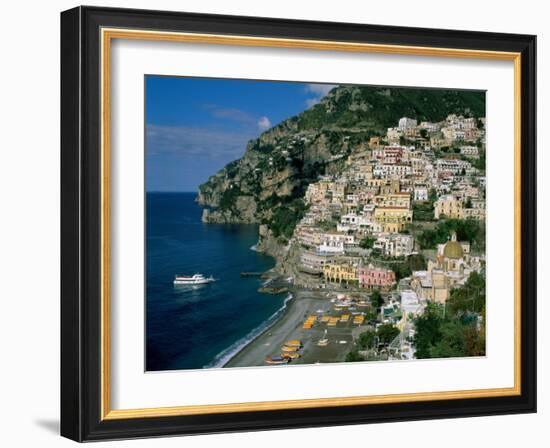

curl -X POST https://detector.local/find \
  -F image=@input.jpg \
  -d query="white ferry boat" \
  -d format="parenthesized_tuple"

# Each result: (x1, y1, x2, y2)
(173, 273, 215, 285)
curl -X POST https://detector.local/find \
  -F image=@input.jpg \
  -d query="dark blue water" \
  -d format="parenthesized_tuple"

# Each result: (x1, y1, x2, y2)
(146, 192, 287, 371)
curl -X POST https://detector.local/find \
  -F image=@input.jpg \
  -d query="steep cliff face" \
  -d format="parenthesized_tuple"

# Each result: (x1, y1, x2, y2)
(197, 84, 485, 258)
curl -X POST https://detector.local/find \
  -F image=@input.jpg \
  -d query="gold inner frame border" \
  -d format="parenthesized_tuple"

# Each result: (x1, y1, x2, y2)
(99, 27, 522, 420)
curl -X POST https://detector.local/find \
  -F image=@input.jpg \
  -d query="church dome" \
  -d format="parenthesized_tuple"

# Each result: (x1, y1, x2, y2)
(443, 232, 463, 259)
(443, 241, 464, 259)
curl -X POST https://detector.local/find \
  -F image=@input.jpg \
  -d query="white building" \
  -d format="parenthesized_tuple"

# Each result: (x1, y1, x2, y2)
(374, 233, 414, 258)
(435, 159, 472, 175)
(317, 241, 345, 255)
(401, 290, 424, 315)
(398, 117, 418, 130)
(460, 145, 480, 158)
(317, 232, 355, 255)
(414, 186, 429, 201)
(373, 164, 412, 178)
(419, 121, 440, 132)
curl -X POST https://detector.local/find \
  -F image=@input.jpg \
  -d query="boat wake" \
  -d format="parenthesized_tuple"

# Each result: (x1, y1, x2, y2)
(249, 244, 258, 251)
(204, 293, 294, 369)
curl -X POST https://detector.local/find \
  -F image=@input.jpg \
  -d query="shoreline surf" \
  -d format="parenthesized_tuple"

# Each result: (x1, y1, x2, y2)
(205, 292, 294, 368)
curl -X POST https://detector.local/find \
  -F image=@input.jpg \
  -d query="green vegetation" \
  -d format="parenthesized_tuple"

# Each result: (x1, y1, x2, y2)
(296, 86, 485, 132)
(370, 248, 382, 258)
(472, 148, 486, 171)
(412, 201, 435, 221)
(317, 219, 337, 232)
(369, 289, 384, 309)
(446, 270, 486, 316)
(198, 84, 486, 256)
(377, 324, 400, 345)
(345, 350, 364, 362)
(224, 160, 241, 178)
(357, 330, 376, 350)
(414, 272, 486, 359)
(256, 193, 281, 213)
(218, 185, 243, 211)
(417, 218, 485, 251)
(347, 323, 400, 362)
(390, 254, 427, 282)
(413, 190, 437, 222)
(266, 198, 308, 240)
(250, 140, 274, 154)
(359, 236, 376, 249)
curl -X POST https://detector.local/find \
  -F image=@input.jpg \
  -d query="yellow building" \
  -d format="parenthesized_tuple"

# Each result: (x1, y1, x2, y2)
(374, 206, 413, 233)
(380, 179, 401, 195)
(369, 136, 381, 148)
(373, 192, 411, 209)
(323, 262, 358, 283)
(434, 195, 464, 219)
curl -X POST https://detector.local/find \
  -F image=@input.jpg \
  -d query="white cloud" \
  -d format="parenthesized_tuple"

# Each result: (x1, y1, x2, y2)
(257, 116, 272, 131)
(203, 104, 257, 127)
(305, 83, 337, 96)
(304, 83, 338, 108)
(305, 97, 321, 108)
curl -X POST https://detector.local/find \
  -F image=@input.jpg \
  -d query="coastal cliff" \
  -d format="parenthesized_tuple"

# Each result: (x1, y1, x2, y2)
(198, 85, 485, 263)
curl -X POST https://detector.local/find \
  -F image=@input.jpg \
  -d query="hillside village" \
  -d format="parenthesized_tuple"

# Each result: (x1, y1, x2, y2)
(256, 112, 487, 362)
(290, 113, 486, 297)
(199, 86, 487, 364)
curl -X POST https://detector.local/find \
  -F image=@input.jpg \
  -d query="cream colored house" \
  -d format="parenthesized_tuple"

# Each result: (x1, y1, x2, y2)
(434, 195, 464, 219)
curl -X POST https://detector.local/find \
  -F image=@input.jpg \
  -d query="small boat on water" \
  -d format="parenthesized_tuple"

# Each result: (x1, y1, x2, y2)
(173, 273, 215, 285)
(317, 330, 329, 347)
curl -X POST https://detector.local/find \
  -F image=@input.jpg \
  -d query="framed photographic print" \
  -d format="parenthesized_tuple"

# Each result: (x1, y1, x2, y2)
(60, 6, 537, 442)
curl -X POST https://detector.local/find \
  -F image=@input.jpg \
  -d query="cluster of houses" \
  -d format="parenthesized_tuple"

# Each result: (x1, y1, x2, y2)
(290, 114, 486, 307)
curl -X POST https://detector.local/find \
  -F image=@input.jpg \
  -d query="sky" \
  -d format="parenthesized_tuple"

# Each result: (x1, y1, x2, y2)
(145, 76, 336, 192)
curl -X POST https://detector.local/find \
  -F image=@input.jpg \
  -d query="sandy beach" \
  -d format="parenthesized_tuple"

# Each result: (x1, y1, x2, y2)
(224, 288, 366, 368)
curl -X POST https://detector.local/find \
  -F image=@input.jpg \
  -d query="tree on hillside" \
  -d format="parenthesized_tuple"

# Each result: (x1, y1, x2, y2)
(377, 324, 400, 345)
(417, 219, 484, 251)
(414, 273, 486, 359)
(390, 254, 427, 282)
(358, 330, 376, 350)
(345, 350, 364, 362)
(359, 236, 376, 249)
(446, 271, 486, 316)
(414, 302, 445, 358)
(369, 289, 384, 309)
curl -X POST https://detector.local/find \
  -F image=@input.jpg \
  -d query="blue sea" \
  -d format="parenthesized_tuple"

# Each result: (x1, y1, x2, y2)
(146, 192, 288, 371)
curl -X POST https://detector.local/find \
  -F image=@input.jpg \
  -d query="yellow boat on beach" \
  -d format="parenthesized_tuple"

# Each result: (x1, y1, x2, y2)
(265, 355, 290, 365)
(281, 345, 299, 352)
(327, 317, 339, 327)
(285, 339, 302, 348)
(340, 314, 350, 322)
(302, 315, 316, 329)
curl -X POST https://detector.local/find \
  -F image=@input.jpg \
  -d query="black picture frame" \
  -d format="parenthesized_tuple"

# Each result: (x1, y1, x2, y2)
(61, 5, 536, 442)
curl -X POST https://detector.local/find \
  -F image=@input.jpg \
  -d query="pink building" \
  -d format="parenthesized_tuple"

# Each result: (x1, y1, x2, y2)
(358, 265, 396, 290)
(383, 146, 404, 164)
